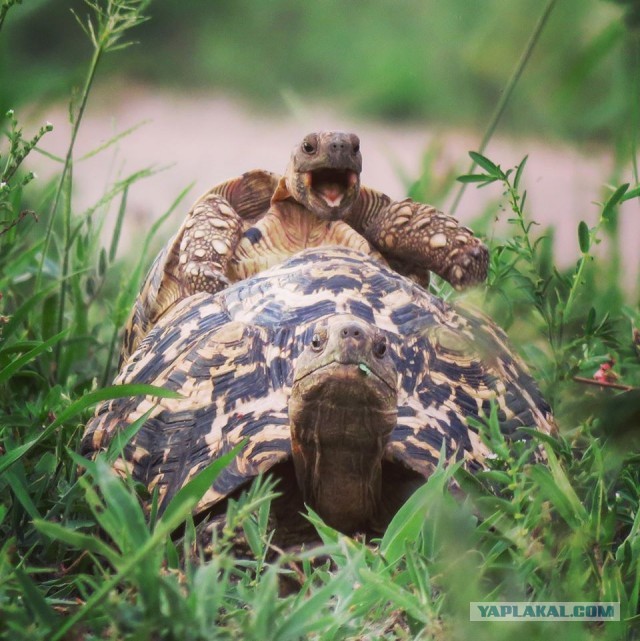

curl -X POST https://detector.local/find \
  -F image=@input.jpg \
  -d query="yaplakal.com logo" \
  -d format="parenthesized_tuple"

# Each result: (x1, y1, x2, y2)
(470, 602, 620, 622)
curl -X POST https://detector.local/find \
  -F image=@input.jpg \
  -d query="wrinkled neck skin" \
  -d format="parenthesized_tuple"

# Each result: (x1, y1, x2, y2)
(270, 200, 339, 246)
(229, 198, 376, 282)
(289, 374, 397, 533)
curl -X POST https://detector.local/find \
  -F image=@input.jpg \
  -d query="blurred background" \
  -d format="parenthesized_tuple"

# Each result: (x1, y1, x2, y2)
(2, 0, 639, 292)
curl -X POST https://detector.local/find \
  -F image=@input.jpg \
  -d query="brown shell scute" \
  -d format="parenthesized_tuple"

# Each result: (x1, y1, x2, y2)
(83, 247, 554, 516)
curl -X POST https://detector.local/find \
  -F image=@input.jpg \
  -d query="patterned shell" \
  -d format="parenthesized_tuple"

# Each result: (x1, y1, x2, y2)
(82, 247, 554, 514)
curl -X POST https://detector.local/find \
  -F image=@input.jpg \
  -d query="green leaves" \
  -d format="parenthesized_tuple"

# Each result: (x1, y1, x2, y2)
(457, 151, 503, 185)
(602, 182, 630, 222)
(0, 384, 182, 475)
(578, 220, 591, 253)
(0, 329, 68, 384)
(468, 150, 500, 176)
(621, 184, 640, 202)
(381, 452, 461, 566)
(530, 447, 588, 529)
(35, 444, 242, 641)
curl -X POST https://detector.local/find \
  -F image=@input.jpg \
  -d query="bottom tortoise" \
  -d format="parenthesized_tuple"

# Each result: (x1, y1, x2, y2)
(83, 247, 554, 535)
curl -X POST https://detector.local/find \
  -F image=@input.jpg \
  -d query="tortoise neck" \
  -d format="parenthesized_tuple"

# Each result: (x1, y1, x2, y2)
(271, 200, 335, 243)
(289, 387, 397, 533)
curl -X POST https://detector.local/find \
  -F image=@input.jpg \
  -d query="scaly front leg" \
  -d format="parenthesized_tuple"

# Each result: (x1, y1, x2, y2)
(121, 193, 243, 362)
(174, 169, 279, 295)
(176, 194, 243, 295)
(349, 189, 489, 289)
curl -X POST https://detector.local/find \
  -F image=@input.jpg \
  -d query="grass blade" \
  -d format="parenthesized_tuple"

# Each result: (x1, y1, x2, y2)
(0, 329, 68, 383)
(13, 566, 60, 630)
(357, 567, 430, 624)
(0, 384, 182, 475)
(78, 120, 151, 162)
(4, 469, 41, 521)
(109, 183, 128, 262)
(513, 154, 529, 190)
(450, 0, 557, 214)
(105, 407, 154, 463)
(1, 282, 58, 339)
(274, 569, 353, 640)
(34, 520, 119, 566)
(381, 454, 461, 566)
(529, 447, 587, 528)
(159, 441, 246, 524)
(49, 446, 239, 641)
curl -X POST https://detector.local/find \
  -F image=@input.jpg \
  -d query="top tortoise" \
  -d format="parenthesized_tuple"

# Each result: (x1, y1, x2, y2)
(123, 131, 488, 359)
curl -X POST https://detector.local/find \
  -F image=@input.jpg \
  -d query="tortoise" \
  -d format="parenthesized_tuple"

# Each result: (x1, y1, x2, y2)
(122, 131, 488, 360)
(84, 247, 554, 536)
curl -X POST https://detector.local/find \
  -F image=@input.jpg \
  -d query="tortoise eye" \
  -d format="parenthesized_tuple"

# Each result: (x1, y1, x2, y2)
(373, 338, 387, 358)
(302, 140, 316, 154)
(311, 333, 324, 351)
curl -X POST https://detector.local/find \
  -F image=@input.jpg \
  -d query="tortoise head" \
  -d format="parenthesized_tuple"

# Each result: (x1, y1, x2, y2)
(289, 316, 398, 533)
(273, 131, 362, 221)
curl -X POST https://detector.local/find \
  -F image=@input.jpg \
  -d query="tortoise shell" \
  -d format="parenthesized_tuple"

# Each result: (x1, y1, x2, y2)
(83, 247, 554, 533)
(121, 132, 489, 361)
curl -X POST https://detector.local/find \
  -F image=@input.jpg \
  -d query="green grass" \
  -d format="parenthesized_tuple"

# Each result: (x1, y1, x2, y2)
(1, 1, 640, 639)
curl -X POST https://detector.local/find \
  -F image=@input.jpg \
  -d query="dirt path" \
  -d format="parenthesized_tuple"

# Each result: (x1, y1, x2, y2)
(29, 83, 639, 294)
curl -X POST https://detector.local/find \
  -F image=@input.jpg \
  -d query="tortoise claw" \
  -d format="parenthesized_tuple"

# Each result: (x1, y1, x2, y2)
(446, 242, 489, 289)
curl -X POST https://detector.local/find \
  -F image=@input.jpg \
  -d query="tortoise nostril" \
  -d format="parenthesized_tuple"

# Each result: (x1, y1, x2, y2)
(340, 324, 363, 340)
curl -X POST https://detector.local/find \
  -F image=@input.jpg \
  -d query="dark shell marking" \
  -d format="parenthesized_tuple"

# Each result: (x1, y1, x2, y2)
(83, 247, 554, 514)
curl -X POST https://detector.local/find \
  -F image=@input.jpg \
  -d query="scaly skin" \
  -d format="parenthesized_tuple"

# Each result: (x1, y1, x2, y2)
(121, 132, 488, 361)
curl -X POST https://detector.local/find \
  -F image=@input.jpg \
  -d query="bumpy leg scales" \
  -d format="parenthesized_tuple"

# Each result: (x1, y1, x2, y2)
(177, 195, 243, 294)
(369, 199, 488, 288)
(120, 195, 244, 364)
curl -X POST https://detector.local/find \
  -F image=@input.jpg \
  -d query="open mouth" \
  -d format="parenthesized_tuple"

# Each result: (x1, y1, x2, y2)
(305, 168, 358, 207)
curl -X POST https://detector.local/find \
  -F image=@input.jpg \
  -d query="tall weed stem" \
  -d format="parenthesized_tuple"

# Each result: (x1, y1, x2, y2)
(32, 1, 151, 369)
(36, 45, 102, 292)
(450, 0, 557, 215)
